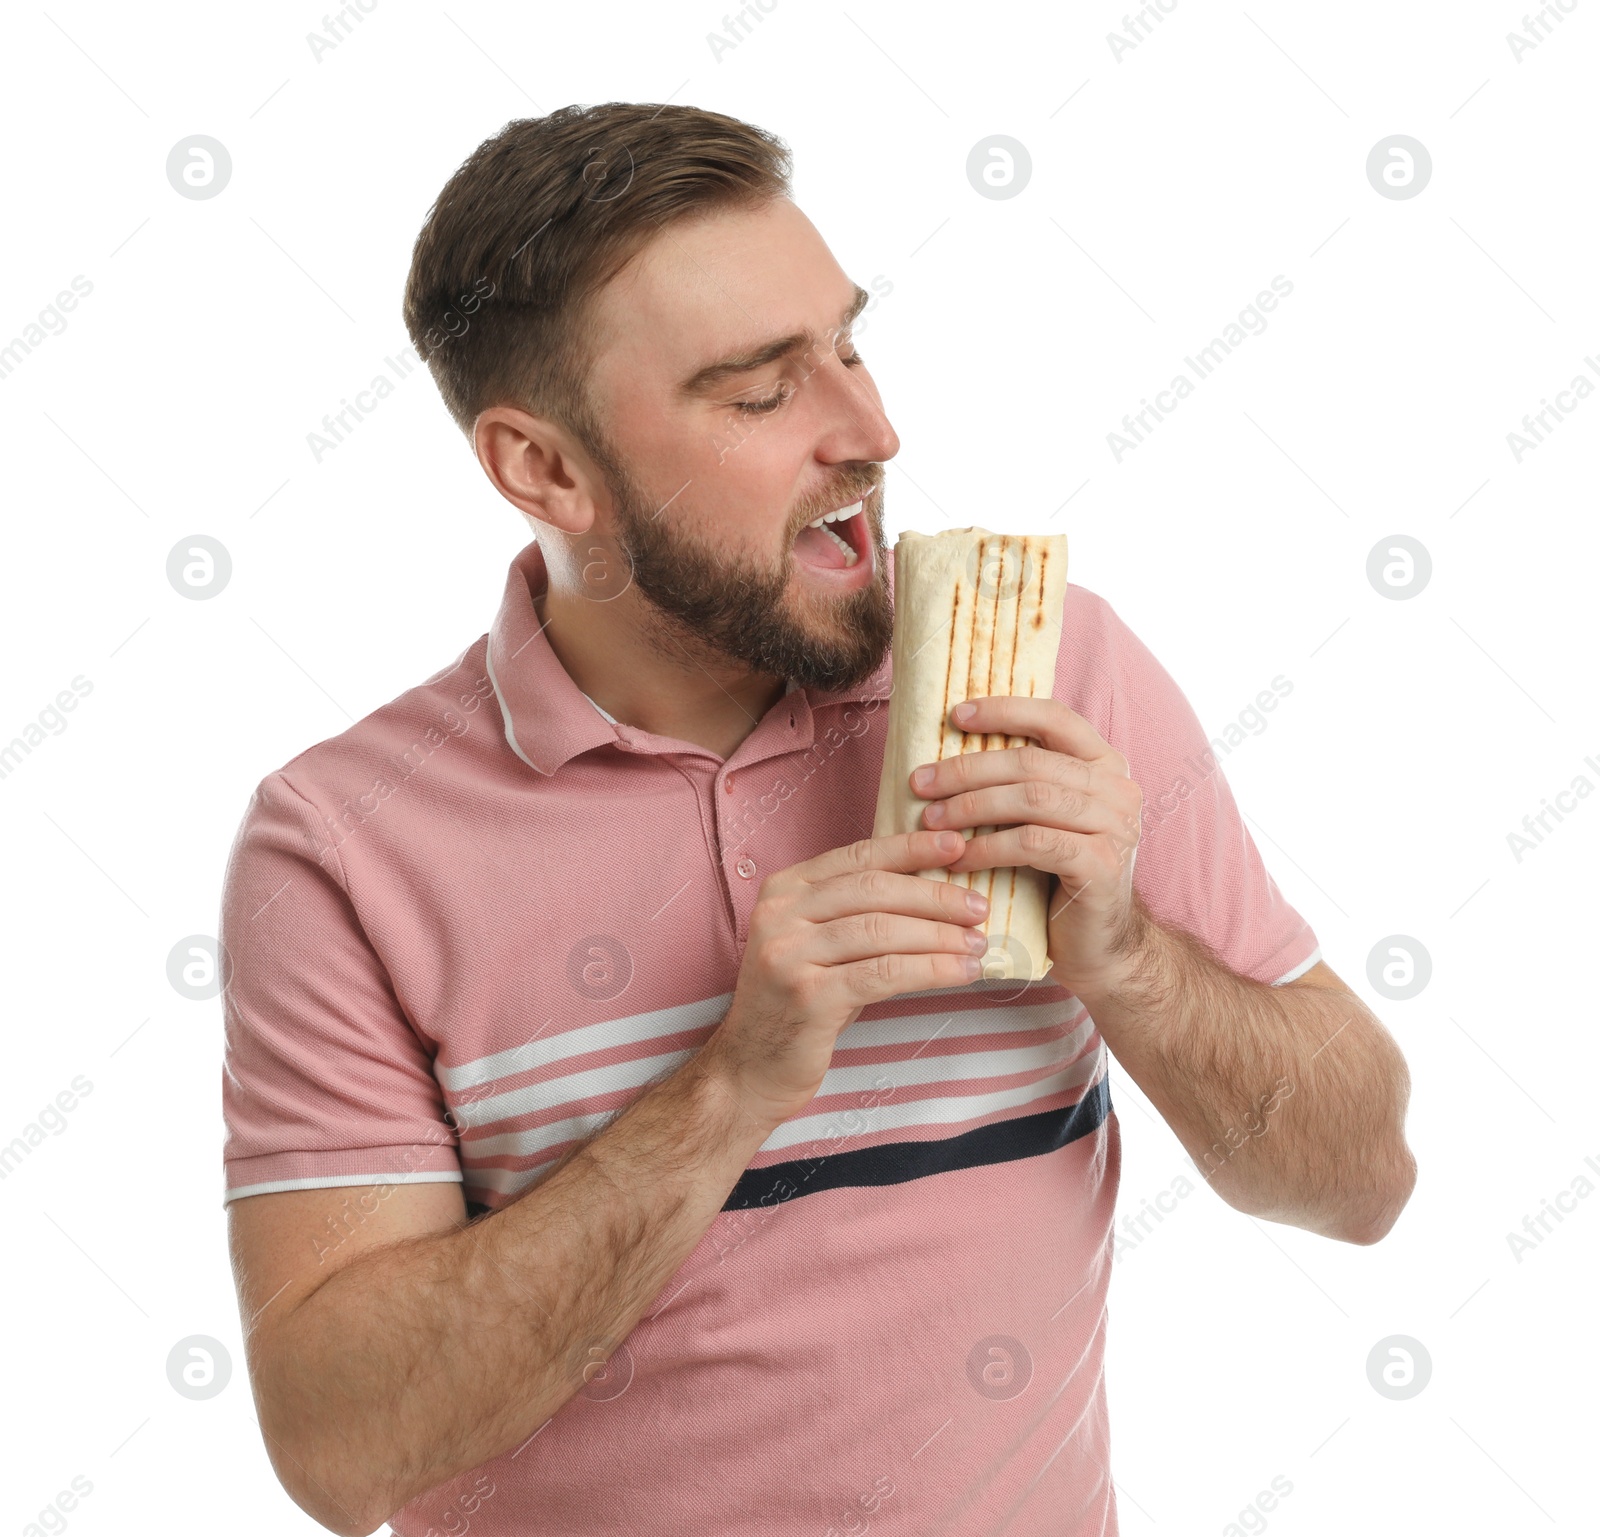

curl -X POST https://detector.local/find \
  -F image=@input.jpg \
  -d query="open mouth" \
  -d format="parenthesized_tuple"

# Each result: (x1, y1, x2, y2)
(793, 496, 869, 570)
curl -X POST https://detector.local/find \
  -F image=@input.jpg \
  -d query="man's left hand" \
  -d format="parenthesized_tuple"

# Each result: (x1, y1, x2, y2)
(907, 696, 1147, 991)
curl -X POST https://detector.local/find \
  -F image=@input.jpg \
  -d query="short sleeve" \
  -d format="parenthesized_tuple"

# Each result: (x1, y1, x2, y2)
(1055, 588, 1321, 987)
(218, 770, 463, 1206)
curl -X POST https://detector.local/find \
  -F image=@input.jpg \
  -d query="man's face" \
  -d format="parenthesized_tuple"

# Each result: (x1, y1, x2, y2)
(578, 195, 901, 693)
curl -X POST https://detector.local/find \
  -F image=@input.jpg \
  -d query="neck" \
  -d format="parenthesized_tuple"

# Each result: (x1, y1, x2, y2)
(533, 580, 786, 760)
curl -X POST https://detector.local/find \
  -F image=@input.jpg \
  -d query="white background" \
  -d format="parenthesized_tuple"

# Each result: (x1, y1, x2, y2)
(1, 1, 1594, 1532)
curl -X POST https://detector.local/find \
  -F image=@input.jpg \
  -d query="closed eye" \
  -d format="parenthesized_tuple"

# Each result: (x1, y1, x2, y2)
(734, 351, 866, 414)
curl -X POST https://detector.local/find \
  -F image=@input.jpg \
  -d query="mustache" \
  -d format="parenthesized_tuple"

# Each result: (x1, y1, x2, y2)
(793, 480, 880, 537)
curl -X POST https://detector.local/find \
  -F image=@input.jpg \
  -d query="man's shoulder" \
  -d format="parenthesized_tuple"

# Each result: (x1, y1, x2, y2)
(1060, 579, 1119, 641)
(1052, 579, 1206, 759)
(1055, 580, 1143, 705)
(248, 634, 496, 816)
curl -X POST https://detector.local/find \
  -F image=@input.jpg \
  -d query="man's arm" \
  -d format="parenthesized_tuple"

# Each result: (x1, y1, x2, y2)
(232, 1036, 779, 1536)
(1076, 898, 1417, 1244)
(900, 693, 1416, 1249)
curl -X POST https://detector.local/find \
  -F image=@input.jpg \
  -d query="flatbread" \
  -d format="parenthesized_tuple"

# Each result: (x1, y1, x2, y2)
(872, 527, 1069, 981)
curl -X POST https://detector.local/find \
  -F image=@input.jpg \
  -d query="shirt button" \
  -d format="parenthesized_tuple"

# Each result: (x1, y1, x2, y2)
(736, 857, 757, 879)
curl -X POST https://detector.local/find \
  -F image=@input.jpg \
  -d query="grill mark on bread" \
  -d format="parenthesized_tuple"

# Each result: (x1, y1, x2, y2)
(937, 582, 960, 778)
(934, 579, 966, 886)
(1001, 537, 1027, 952)
(978, 536, 1004, 908)
(880, 527, 1065, 979)
(944, 557, 980, 898)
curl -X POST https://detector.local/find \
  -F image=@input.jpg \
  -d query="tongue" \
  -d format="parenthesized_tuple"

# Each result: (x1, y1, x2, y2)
(794, 522, 848, 569)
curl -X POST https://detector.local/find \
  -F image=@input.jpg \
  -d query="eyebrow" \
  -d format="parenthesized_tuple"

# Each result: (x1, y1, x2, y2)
(675, 284, 872, 399)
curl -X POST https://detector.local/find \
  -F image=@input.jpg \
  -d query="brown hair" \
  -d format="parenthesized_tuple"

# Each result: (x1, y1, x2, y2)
(401, 103, 793, 464)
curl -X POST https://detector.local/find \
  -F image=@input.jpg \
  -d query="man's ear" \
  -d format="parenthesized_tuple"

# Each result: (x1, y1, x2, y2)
(473, 404, 598, 536)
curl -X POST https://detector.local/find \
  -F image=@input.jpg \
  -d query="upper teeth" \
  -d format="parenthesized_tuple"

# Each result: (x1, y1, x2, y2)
(806, 499, 862, 530)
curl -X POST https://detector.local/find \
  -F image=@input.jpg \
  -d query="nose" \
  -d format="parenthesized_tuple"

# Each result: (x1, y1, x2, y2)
(816, 351, 899, 466)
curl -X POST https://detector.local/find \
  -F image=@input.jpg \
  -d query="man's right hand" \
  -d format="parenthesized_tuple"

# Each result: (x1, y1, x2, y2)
(704, 828, 991, 1129)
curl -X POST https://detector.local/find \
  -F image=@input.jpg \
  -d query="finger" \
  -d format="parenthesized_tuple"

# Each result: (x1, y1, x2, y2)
(800, 828, 967, 888)
(826, 948, 986, 1006)
(921, 780, 1127, 839)
(944, 824, 1137, 879)
(946, 697, 1127, 775)
(805, 867, 991, 927)
(810, 911, 990, 967)
(909, 742, 1106, 801)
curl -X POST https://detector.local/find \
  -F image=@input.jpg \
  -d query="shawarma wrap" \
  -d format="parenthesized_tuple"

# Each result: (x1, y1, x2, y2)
(872, 526, 1069, 982)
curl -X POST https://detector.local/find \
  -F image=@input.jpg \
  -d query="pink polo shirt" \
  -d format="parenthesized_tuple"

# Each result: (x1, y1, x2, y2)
(218, 537, 1319, 1536)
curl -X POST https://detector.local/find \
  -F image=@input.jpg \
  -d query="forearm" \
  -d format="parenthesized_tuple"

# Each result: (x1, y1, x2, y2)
(1077, 900, 1415, 1243)
(262, 1038, 778, 1533)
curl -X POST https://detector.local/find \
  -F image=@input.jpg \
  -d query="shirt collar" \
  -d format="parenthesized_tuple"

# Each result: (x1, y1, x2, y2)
(486, 537, 893, 778)
(580, 678, 801, 726)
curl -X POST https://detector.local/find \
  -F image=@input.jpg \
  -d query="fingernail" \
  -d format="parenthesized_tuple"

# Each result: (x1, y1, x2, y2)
(910, 766, 933, 791)
(937, 831, 962, 852)
(966, 890, 989, 915)
(965, 930, 988, 953)
(953, 702, 976, 722)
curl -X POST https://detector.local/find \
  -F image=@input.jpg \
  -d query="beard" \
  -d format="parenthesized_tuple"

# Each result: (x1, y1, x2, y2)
(597, 446, 896, 695)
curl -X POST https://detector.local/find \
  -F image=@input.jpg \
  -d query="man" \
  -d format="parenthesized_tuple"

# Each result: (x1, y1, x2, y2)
(220, 103, 1415, 1536)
